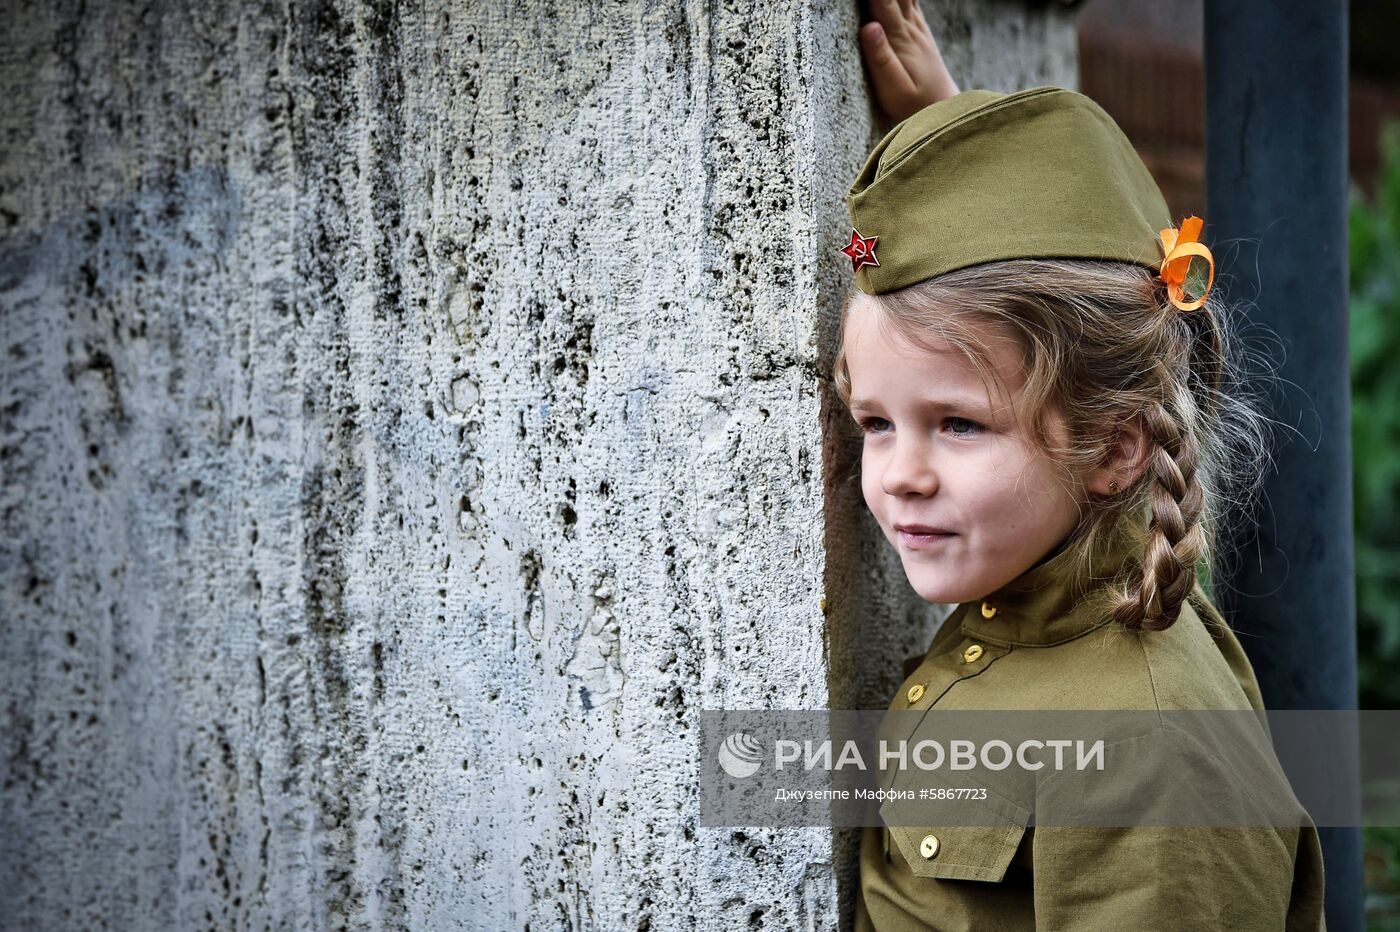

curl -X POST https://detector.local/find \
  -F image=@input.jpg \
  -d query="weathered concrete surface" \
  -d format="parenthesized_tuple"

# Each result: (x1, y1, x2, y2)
(0, 1, 1075, 928)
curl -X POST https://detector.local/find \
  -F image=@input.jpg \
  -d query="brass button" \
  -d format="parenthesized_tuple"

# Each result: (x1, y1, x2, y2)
(919, 833, 940, 859)
(906, 683, 926, 704)
(962, 644, 984, 663)
(981, 601, 997, 619)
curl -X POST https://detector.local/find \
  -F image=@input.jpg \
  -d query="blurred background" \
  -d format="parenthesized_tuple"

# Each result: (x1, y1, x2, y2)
(1076, 0, 1400, 925)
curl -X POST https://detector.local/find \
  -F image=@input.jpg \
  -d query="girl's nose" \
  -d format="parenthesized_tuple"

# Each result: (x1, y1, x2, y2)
(881, 435, 938, 497)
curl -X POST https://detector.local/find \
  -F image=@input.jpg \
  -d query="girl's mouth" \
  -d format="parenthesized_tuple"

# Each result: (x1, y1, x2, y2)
(898, 529, 957, 549)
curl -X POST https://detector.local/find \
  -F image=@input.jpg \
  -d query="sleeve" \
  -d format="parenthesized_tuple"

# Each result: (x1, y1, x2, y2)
(1029, 726, 1320, 932)
(1027, 824, 1302, 931)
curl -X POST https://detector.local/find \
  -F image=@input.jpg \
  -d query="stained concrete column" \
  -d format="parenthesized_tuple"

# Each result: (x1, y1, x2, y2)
(0, 2, 1074, 928)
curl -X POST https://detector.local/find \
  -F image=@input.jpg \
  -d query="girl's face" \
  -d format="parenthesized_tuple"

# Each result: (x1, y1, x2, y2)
(844, 296, 1085, 605)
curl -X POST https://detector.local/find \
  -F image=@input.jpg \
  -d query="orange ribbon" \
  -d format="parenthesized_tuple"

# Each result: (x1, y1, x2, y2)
(1157, 215, 1215, 312)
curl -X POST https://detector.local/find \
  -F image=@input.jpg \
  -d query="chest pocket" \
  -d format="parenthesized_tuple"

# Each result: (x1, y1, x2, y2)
(879, 755, 1036, 878)
(880, 786, 1031, 882)
(885, 820, 1029, 882)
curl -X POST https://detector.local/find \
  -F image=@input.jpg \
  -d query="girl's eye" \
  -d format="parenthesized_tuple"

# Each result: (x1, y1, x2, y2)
(857, 417, 891, 434)
(946, 417, 983, 437)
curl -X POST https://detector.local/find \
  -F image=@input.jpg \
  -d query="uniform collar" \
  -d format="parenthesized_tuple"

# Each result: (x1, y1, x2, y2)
(958, 514, 1146, 648)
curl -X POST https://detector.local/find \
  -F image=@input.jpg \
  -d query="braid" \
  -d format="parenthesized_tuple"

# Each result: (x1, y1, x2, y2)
(1111, 393, 1208, 631)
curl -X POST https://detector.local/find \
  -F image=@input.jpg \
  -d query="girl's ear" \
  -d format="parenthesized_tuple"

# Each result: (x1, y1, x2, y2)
(1087, 416, 1151, 497)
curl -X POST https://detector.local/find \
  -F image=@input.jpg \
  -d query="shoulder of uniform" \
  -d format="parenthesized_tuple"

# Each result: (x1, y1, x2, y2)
(1036, 718, 1306, 831)
(1131, 590, 1263, 712)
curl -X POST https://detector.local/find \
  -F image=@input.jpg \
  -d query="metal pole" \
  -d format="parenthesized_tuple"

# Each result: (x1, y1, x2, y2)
(1203, 1, 1361, 929)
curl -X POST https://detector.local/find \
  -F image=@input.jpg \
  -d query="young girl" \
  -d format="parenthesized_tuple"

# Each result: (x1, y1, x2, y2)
(842, 4, 1325, 930)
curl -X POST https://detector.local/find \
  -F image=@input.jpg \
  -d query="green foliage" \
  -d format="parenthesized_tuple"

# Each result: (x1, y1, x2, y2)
(1354, 119, 1400, 929)
(1352, 120, 1400, 711)
(1370, 825, 1400, 929)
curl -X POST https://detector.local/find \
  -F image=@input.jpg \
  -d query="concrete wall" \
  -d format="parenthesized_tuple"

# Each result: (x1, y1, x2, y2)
(0, 1, 1075, 928)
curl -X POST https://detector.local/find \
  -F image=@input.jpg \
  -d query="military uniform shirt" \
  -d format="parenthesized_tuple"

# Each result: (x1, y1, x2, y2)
(854, 521, 1327, 931)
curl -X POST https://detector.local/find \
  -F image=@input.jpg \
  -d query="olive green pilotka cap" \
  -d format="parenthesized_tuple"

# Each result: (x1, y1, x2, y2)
(842, 85, 1177, 296)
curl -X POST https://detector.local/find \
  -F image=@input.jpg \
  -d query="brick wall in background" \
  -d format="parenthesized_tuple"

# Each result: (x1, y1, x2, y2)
(1077, 0, 1400, 219)
(1077, 21, 1205, 220)
(1351, 78, 1400, 193)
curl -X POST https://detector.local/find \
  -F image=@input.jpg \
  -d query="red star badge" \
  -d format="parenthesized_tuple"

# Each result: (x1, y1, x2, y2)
(841, 229, 880, 273)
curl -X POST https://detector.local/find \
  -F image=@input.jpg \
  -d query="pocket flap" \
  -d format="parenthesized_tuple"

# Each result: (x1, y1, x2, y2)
(879, 782, 1030, 882)
(884, 821, 1028, 882)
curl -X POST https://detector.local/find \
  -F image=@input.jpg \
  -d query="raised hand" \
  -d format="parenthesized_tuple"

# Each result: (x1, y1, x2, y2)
(859, 0, 961, 124)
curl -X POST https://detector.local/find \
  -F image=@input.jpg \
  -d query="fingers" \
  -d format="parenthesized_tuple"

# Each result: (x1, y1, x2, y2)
(907, 2, 934, 49)
(871, 0, 934, 57)
(869, 0, 908, 34)
(859, 20, 917, 98)
(860, 0, 959, 121)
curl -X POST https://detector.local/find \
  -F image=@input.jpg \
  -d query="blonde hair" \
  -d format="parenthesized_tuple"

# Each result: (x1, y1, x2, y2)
(832, 258, 1278, 632)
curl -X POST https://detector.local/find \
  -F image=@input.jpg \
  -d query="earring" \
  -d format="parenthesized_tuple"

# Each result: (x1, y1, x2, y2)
(1108, 481, 1121, 495)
